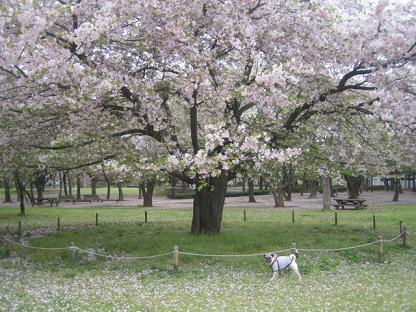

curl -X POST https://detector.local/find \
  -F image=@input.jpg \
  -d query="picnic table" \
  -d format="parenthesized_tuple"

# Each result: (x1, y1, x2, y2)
(333, 198, 368, 210)
(31, 197, 59, 207)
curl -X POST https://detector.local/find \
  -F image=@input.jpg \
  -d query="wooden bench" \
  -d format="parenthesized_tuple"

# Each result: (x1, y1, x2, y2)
(333, 198, 368, 210)
(83, 194, 102, 202)
(58, 195, 75, 203)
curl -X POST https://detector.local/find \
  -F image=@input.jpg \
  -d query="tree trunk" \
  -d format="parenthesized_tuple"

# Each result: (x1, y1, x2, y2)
(29, 182, 35, 203)
(322, 176, 331, 210)
(63, 171, 68, 196)
(15, 181, 20, 201)
(259, 176, 264, 190)
(271, 185, 285, 207)
(102, 169, 111, 200)
(35, 183, 44, 204)
(91, 177, 98, 195)
(68, 172, 73, 197)
(308, 180, 317, 198)
(15, 175, 25, 216)
(329, 178, 336, 197)
(3, 177, 13, 203)
(117, 182, 124, 201)
(140, 181, 155, 207)
(284, 185, 292, 201)
(392, 178, 400, 201)
(345, 175, 363, 199)
(76, 176, 82, 200)
(242, 177, 246, 193)
(384, 177, 389, 192)
(33, 171, 48, 203)
(248, 179, 256, 203)
(138, 186, 142, 199)
(363, 177, 369, 192)
(412, 173, 415, 192)
(191, 174, 228, 234)
(300, 180, 305, 196)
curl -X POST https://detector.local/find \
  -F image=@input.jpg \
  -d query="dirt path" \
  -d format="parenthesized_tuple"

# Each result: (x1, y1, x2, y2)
(1, 191, 416, 210)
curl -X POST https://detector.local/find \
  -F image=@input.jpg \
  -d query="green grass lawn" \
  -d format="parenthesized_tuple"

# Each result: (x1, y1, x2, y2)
(0, 186, 167, 200)
(0, 204, 415, 311)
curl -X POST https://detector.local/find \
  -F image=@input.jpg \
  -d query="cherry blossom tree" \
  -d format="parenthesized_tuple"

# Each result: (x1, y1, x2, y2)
(1, 0, 415, 232)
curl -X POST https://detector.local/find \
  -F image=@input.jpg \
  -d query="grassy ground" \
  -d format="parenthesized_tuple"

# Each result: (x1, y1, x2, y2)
(0, 204, 415, 311)
(0, 186, 168, 199)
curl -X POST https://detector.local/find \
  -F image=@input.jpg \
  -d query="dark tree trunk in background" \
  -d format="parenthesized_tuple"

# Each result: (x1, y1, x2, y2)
(259, 176, 264, 190)
(412, 173, 415, 192)
(191, 174, 228, 234)
(140, 181, 155, 207)
(308, 180, 317, 198)
(63, 171, 68, 195)
(58, 172, 63, 197)
(138, 186, 142, 199)
(35, 184, 44, 204)
(370, 176, 374, 192)
(29, 182, 35, 203)
(76, 176, 82, 200)
(242, 177, 246, 193)
(364, 177, 369, 192)
(330, 178, 336, 197)
(345, 175, 363, 199)
(34, 171, 48, 203)
(3, 177, 13, 203)
(68, 172, 73, 197)
(117, 182, 124, 201)
(248, 179, 256, 203)
(284, 187, 292, 201)
(102, 169, 111, 200)
(15, 175, 25, 216)
(91, 177, 98, 195)
(384, 177, 389, 192)
(15, 181, 20, 201)
(300, 180, 305, 196)
(283, 165, 293, 201)
(392, 178, 400, 201)
(322, 176, 331, 210)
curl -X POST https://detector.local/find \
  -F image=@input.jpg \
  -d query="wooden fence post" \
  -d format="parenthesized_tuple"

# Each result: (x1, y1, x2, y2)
(373, 215, 376, 229)
(402, 226, 407, 247)
(145, 211, 148, 224)
(334, 212, 337, 226)
(95, 213, 99, 226)
(291, 242, 297, 255)
(292, 210, 295, 223)
(378, 235, 384, 261)
(5, 236, 10, 257)
(57, 217, 61, 231)
(70, 242, 76, 266)
(172, 245, 179, 271)
(18, 221, 22, 238)
(243, 210, 246, 222)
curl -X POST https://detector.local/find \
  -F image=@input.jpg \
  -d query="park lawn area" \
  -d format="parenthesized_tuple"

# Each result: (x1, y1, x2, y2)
(0, 204, 415, 311)
(0, 186, 168, 200)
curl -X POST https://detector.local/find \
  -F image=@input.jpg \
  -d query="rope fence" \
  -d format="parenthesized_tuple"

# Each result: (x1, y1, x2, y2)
(2, 227, 410, 269)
